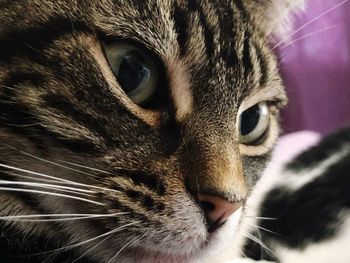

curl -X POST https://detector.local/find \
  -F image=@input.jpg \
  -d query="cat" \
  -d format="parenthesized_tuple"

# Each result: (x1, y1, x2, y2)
(0, 0, 305, 262)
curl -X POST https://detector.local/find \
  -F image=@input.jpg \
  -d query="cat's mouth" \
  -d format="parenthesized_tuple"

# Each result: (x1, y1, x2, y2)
(114, 211, 242, 263)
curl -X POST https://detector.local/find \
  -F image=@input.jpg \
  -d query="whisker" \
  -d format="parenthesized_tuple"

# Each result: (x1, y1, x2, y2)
(243, 213, 277, 221)
(0, 180, 96, 194)
(0, 212, 129, 222)
(244, 221, 278, 235)
(255, 216, 277, 221)
(244, 232, 277, 258)
(0, 164, 121, 194)
(3, 145, 97, 177)
(3, 144, 112, 178)
(1, 171, 79, 185)
(30, 221, 140, 256)
(56, 160, 113, 175)
(0, 85, 17, 91)
(0, 173, 96, 197)
(72, 235, 113, 263)
(273, 0, 349, 49)
(280, 24, 341, 49)
(107, 237, 138, 263)
(0, 187, 104, 206)
(0, 163, 84, 184)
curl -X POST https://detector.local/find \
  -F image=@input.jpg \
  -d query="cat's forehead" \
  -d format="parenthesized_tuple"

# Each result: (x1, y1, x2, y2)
(88, 0, 283, 115)
(0, 0, 285, 123)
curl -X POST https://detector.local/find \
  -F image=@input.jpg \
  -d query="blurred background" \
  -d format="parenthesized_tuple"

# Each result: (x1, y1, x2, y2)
(279, 0, 350, 135)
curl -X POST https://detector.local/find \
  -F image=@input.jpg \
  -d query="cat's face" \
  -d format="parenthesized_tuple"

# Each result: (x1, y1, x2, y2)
(0, 0, 302, 262)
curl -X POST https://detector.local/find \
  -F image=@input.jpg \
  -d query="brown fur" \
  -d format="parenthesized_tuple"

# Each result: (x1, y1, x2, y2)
(0, 1, 302, 262)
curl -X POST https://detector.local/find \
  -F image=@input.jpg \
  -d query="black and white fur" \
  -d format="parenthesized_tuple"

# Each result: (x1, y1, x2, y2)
(231, 128, 350, 263)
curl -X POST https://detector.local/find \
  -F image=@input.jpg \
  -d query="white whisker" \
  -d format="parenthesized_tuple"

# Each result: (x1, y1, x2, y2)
(0, 187, 104, 206)
(0, 180, 96, 194)
(0, 212, 129, 222)
(72, 235, 113, 263)
(0, 85, 17, 91)
(107, 237, 137, 263)
(244, 232, 277, 258)
(244, 221, 278, 235)
(280, 24, 341, 49)
(31, 221, 140, 256)
(273, 0, 349, 49)
(255, 216, 277, 221)
(20, 151, 98, 177)
(2, 171, 95, 187)
(0, 163, 121, 194)
(56, 160, 113, 175)
(3, 144, 111, 177)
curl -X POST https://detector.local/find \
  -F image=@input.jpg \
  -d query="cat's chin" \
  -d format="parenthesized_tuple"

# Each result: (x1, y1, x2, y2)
(114, 209, 242, 263)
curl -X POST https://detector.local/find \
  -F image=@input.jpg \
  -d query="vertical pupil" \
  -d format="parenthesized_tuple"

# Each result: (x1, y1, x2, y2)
(240, 104, 261, 136)
(117, 51, 146, 93)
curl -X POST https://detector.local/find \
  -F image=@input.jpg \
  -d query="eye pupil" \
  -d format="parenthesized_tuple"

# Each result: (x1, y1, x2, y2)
(117, 51, 150, 93)
(240, 104, 261, 136)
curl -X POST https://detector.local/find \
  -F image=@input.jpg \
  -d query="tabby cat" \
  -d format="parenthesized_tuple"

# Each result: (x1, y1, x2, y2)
(0, 0, 316, 262)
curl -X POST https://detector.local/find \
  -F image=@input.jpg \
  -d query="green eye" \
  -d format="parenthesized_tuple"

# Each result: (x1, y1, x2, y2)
(103, 42, 159, 106)
(239, 102, 270, 145)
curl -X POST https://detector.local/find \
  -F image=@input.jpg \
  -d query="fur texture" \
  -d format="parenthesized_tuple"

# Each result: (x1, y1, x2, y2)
(0, 1, 302, 262)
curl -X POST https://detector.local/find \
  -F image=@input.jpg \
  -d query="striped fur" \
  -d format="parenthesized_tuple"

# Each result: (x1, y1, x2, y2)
(0, 1, 302, 262)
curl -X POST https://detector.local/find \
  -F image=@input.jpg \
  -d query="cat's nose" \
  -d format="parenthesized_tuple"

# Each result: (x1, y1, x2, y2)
(198, 194, 242, 233)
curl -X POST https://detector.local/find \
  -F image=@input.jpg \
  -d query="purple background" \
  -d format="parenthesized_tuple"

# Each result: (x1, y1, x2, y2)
(280, 0, 350, 135)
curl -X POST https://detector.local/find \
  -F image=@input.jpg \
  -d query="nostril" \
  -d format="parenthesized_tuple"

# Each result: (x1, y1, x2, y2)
(199, 200, 215, 213)
(197, 194, 242, 233)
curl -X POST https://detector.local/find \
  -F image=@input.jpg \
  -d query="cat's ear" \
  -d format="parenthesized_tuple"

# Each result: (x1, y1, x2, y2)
(250, 0, 305, 39)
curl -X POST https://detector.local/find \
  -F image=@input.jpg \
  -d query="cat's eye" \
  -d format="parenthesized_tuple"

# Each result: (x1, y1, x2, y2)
(103, 42, 159, 106)
(239, 102, 270, 145)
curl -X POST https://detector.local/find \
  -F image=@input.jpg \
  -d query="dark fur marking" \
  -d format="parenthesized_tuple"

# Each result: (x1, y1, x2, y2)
(127, 189, 164, 211)
(173, 3, 190, 57)
(116, 169, 166, 196)
(242, 32, 253, 76)
(258, 152, 350, 252)
(0, 16, 92, 63)
(44, 94, 114, 147)
(0, 73, 98, 153)
(212, 1, 240, 68)
(187, 0, 214, 59)
(287, 128, 350, 171)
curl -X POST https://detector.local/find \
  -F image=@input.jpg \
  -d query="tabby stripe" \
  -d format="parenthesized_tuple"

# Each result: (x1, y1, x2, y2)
(112, 199, 156, 224)
(0, 1, 17, 9)
(0, 16, 92, 62)
(234, 0, 249, 19)
(242, 31, 253, 77)
(253, 43, 269, 87)
(173, 3, 190, 57)
(187, 0, 214, 59)
(116, 169, 166, 196)
(0, 73, 98, 153)
(212, 1, 240, 68)
(44, 94, 114, 147)
(126, 190, 165, 211)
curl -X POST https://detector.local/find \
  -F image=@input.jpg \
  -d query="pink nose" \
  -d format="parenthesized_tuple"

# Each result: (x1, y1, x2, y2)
(198, 194, 242, 233)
